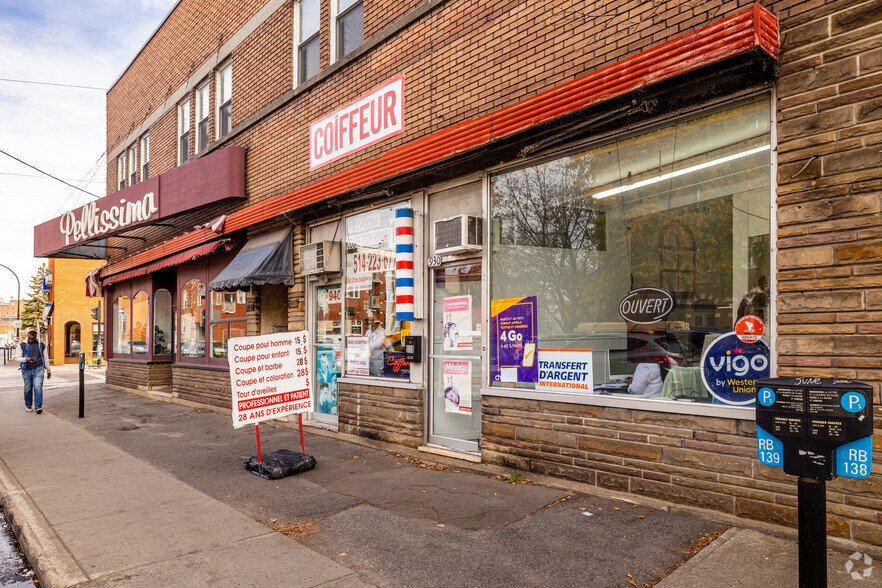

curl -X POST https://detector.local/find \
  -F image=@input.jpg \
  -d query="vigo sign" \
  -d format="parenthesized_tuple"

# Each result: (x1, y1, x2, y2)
(618, 288, 675, 324)
(310, 76, 404, 170)
(59, 192, 158, 246)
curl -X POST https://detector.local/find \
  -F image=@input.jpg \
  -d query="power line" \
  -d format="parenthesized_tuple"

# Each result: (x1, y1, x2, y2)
(0, 171, 104, 184)
(0, 77, 105, 91)
(0, 148, 100, 198)
(56, 153, 106, 214)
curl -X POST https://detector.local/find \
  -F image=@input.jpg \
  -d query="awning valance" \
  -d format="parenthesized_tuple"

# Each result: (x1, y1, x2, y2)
(102, 240, 224, 286)
(209, 227, 295, 291)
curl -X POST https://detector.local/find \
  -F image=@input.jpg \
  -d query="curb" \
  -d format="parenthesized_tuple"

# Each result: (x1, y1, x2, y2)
(0, 454, 89, 588)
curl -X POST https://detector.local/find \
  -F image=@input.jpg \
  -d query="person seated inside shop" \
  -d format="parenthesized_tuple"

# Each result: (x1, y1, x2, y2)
(368, 319, 388, 376)
(625, 357, 675, 397)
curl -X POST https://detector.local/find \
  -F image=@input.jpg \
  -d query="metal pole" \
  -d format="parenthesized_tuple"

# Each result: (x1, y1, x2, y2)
(0, 264, 21, 343)
(97, 300, 102, 367)
(798, 477, 827, 588)
(79, 352, 85, 418)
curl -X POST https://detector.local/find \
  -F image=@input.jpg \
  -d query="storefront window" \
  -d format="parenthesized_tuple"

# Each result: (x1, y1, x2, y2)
(210, 289, 247, 358)
(132, 291, 148, 354)
(343, 203, 411, 378)
(154, 289, 172, 354)
(490, 97, 771, 407)
(113, 295, 130, 354)
(180, 279, 205, 357)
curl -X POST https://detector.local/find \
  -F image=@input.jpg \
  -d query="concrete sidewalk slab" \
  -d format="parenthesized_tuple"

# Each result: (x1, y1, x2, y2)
(0, 380, 364, 587)
(658, 528, 875, 587)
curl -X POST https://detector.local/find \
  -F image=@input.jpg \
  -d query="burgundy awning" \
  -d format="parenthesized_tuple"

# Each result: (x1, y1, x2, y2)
(102, 240, 224, 286)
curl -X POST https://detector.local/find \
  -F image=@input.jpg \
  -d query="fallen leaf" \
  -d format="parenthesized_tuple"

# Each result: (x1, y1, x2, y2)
(638, 515, 645, 519)
(632, 504, 639, 508)
(579, 507, 586, 511)
(628, 574, 634, 579)
(270, 518, 278, 523)
(628, 580, 638, 587)
(437, 524, 445, 527)
(339, 553, 347, 557)
(612, 507, 620, 511)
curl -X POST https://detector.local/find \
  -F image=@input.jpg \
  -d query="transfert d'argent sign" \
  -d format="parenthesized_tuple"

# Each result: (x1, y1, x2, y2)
(309, 76, 404, 170)
(34, 147, 246, 257)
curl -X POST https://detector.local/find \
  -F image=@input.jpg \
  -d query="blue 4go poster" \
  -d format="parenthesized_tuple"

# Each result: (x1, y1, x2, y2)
(490, 296, 538, 384)
(316, 347, 338, 415)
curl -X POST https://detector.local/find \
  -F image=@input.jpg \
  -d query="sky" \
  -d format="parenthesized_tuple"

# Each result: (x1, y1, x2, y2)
(0, 0, 177, 303)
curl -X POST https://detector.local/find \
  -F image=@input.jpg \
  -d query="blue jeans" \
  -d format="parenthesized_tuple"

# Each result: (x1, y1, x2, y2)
(22, 367, 45, 409)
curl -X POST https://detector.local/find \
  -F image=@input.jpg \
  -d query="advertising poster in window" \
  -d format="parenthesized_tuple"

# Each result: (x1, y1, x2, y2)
(443, 295, 473, 351)
(443, 360, 472, 414)
(538, 349, 593, 393)
(346, 335, 370, 376)
(700, 332, 769, 405)
(228, 331, 312, 428)
(316, 347, 338, 415)
(490, 296, 538, 384)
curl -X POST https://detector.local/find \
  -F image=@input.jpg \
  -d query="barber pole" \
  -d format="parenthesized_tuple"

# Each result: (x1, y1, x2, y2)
(394, 208, 414, 322)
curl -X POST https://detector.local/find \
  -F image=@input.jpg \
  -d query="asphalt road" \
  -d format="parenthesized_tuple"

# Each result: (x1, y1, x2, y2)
(33, 371, 726, 587)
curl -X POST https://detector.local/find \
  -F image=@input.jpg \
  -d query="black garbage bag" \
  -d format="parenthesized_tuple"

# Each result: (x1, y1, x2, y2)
(245, 449, 317, 479)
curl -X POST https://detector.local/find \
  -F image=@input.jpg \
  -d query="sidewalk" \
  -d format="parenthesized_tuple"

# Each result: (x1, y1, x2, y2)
(0, 362, 876, 586)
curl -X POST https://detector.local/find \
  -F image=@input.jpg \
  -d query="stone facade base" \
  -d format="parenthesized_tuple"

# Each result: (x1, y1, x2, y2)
(338, 381, 423, 448)
(172, 366, 231, 408)
(481, 395, 882, 547)
(106, 361, 171, 392)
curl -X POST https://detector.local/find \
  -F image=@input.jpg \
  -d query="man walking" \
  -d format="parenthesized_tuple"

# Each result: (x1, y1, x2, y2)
(20, 330, 51, 414)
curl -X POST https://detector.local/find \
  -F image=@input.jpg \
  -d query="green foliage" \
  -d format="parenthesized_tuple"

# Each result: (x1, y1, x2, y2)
(502, 473, 522, 484)
(21, 264, 49, 335)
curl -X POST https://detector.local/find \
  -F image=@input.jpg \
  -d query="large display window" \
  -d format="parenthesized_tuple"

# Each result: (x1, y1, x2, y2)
(113, 295, 130, 354)
(489, 97, 771, 407)
(209, 289, 247, 358)
(180, 279, 206, 358)
(343, 203, 411, 378)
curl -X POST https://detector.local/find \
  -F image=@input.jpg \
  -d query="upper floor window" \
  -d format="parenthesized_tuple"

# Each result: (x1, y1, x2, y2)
(128, 144, 137, 185)
(117, 155, 126, 190)
(196, 82, 210, 153)
(178, 98, 191, 165)
(140, 134, 150, 179)
(216, 64, 232, 139)
(336, 0, 363, 60)
(296, 0, 320, 84)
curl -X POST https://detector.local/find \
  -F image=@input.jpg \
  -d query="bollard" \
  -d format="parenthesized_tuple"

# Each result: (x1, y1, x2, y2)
(78, 352, 85, 418)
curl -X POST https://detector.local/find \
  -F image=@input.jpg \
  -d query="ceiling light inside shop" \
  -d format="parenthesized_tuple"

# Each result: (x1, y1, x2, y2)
(590, 144, 771, 200)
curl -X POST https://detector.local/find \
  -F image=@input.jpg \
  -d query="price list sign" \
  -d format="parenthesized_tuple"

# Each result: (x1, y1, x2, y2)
(228, 331, 312, 428)
(756, 377, 873, 480)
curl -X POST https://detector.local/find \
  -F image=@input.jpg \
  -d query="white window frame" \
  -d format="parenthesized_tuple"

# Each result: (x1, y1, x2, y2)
(196, 82, 210, 153)
(294, 0, 320, 85)
(140, 134, 150, 179)
(128, 144, 137, 186)
(330, 0, 364, 64)
(216, 63, 232, 140)
(117, 155, 126, 190)
(178, 98, 191, 165)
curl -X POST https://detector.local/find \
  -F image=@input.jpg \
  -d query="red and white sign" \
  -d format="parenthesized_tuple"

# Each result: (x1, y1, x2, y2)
(228, 331, 312, 428)
(735, 315, 765, 343)
(310, 76, 404, 170)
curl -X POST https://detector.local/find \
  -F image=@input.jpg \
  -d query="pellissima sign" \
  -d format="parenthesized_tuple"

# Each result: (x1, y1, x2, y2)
(59, 192, 158, 246)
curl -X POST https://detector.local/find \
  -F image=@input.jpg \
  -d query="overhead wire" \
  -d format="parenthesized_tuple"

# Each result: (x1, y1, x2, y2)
(0, 148, 101, 199)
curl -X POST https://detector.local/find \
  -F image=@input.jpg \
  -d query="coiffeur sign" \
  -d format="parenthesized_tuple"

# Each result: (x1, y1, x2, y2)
(310, 76, 404, 170)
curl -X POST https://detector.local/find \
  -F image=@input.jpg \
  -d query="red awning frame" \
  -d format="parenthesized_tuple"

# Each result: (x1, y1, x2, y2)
(101, 4, 778, 282)
(101, 240, 225, 286)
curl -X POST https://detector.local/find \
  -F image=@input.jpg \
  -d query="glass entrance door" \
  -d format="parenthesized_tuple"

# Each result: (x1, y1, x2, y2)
(313, 283, 342, 424)
(429, 262, 482, 453)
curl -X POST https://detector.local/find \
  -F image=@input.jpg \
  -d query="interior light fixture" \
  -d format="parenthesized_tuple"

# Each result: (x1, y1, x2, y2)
(590, 144, 771, 200)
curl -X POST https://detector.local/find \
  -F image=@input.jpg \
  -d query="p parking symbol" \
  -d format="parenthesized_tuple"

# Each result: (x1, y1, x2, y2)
(758, 387, 775, 407)
(841, 392, 866, 413)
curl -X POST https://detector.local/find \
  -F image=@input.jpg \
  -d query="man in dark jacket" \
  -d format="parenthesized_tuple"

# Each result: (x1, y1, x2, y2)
(20, 330, 51, 414)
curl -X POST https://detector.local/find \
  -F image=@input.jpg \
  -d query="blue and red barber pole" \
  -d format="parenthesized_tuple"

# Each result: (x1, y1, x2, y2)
(394, 208, 414, 322)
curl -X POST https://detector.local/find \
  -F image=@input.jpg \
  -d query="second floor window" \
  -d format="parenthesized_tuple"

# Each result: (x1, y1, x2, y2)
(128, 145, 137, 185)
(217, 64, 232, 139)
(178, 98, 191, 165)
(140, 134, 150, 179)
(117, 155, 126, 190)
(196, 83, 210, 153)
(297, 0, 320, 84)
(337, 0, 363, 59)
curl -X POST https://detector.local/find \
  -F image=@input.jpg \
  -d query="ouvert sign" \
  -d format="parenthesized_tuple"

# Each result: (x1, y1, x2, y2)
(33, 146, 246, 258)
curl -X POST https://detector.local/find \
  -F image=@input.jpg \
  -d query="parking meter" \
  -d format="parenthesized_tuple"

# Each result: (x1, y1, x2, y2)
(756, 377, 873, 480)
(756, 377, 874, 588)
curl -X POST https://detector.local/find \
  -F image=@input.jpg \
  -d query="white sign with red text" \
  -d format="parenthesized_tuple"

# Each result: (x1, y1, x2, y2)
(310, 76, 404, 170)
(228, 331, 312, 428)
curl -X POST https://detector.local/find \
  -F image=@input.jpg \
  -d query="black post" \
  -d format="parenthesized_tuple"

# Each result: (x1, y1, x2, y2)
(97, 300, 102, 367)
(78, 351, 85, 418)
(798, 477, 827, 588)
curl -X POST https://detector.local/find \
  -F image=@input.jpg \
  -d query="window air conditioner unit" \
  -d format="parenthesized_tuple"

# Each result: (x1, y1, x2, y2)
(433, 215, 483, 255)
(300, 241, 341, 275)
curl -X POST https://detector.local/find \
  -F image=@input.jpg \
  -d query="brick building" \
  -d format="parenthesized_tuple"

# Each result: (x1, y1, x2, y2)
(45, 259, 105, 365)
(33, 0, 882, 547)
(0, 298, 21, 345)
